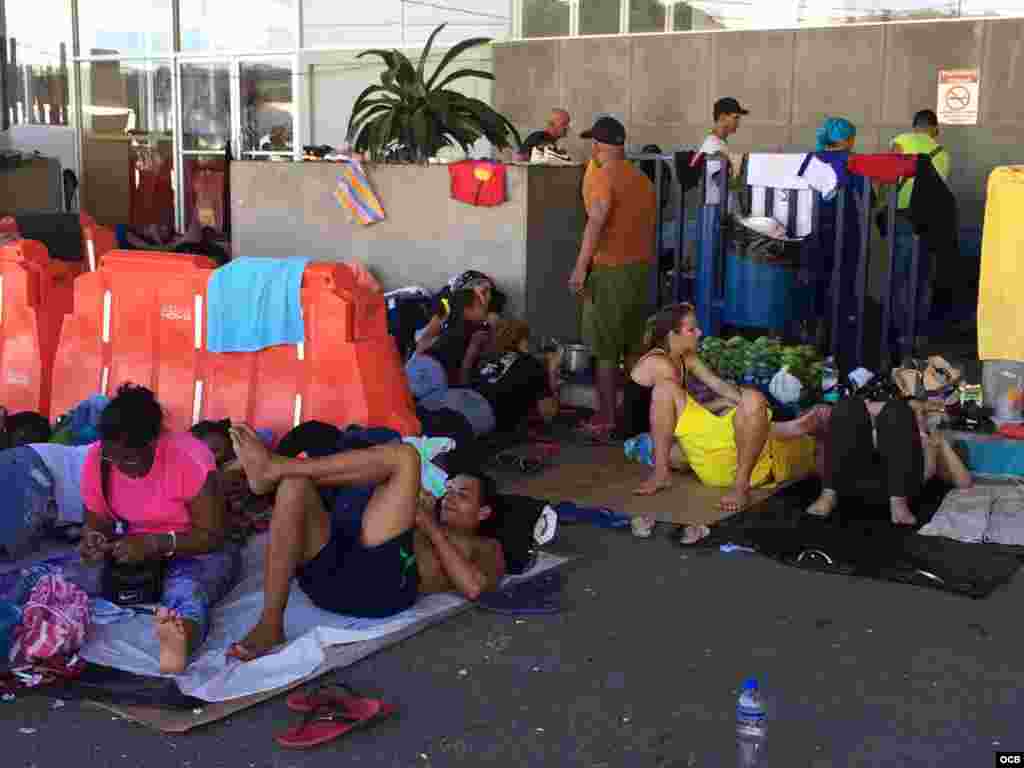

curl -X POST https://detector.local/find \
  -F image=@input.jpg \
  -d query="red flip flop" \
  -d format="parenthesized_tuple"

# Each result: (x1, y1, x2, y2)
(285, 685, 381, 714)
(275, 692, 396, 749)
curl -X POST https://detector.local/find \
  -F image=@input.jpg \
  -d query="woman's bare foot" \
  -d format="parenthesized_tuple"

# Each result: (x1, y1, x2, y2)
(230, 424, 280, 496)
(719, 485, 751, 514)
(807, 489, 838, 518)
(155, 608, 190, 674)
(227, 620, 286, 663)
(634, 473, 672, 496)
(679, 524, 711, 545)
(890, 497, 917, 526)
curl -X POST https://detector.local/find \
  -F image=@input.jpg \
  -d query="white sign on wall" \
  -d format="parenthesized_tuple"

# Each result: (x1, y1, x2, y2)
(937, 69, 980, 126)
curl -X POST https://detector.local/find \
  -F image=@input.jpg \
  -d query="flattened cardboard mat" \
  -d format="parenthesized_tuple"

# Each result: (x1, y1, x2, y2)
(90, 602, 466, 733)
(504, 446, 801, 526)
(88, 554, 569, 733)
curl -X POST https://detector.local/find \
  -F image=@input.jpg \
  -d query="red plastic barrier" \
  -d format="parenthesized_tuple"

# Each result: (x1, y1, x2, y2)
(51, 255, 419, 440)
(0, 240, 81, 416)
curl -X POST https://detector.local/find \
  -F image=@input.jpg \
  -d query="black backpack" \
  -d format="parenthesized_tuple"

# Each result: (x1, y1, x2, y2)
(481, 494, 548, 575)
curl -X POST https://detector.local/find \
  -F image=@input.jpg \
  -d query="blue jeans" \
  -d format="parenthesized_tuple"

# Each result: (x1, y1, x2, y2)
(891, 216, 932, 341)
(404, 353, 495, 436)
(161, 546, 242, 643)
(0, 448, 57, 560)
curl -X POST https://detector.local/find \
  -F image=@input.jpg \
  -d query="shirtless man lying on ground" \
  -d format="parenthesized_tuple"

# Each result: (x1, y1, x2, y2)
(629, 304, 830, 535)
(226, 425, 504, 660)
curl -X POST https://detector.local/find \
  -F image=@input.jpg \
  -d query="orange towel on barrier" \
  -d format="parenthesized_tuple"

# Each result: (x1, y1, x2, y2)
(977, 166, 1024, 362)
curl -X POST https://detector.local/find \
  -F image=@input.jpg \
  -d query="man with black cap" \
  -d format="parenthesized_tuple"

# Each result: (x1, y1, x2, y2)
(698, 97, 749, 160)
(568, 115, 656, 439)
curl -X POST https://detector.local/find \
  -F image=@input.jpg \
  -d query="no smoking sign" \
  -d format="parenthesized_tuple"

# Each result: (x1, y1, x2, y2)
(937, 69, 979, 125)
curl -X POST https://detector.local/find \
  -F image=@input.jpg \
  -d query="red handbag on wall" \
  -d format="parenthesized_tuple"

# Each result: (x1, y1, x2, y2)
(449, 161, 507, 207)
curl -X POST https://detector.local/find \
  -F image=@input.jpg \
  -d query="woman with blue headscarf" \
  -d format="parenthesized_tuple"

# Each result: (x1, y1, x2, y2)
(815, 117, 857, 153)
(811, 117, 864, 368)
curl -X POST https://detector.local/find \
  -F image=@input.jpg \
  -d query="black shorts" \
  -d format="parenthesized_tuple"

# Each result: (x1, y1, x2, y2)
(297, 487, 419, 619)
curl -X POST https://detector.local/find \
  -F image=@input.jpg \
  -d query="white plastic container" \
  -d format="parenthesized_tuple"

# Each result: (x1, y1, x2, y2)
(982, 360, 1024, 423)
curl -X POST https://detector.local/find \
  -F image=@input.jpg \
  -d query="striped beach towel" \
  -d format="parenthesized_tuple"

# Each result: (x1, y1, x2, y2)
(334, 160, 386, 226)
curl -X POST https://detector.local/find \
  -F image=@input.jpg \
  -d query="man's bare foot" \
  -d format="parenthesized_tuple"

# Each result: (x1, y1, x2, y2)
(719, 486, 751, 514)
(155, 607, 190, 674)
(634, 473, 672, 496)
(679, 524, 711, 545)
(230, 424, 281, 496)
(227, 620, 286, 663)
(807, 489, 838, 518)
(890, 497, 917, 526)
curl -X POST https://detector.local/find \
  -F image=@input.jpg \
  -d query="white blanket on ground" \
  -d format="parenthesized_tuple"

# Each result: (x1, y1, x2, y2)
(79, 533, 566, 702)
(918, 480, 1024, 545)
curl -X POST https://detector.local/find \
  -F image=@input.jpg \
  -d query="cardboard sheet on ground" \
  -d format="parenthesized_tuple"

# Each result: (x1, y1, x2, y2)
(504, 447, 803, 526)
(72, 533, 566, 730)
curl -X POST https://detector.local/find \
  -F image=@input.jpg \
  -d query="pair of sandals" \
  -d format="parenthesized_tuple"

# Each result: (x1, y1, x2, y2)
(275, 682, 397, 749)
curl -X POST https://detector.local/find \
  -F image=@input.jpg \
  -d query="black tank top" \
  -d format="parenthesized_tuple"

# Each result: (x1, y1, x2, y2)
(622, 350, 685, 438)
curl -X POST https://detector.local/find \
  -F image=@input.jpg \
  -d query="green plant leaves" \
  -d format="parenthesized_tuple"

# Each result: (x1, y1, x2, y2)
(432, 68, 495, 92)
(349, 24, 517, 162)
(425, 37, 492, 91)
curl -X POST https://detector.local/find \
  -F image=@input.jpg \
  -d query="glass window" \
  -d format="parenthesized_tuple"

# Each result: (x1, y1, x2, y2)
(5, 0, 73, 125)
(402, 0, 511, 47)
(522, 0, 571, 37)
(672, 2, 695, 31)
(240, 61, 294, 158)
(302, 0, 402, 48)
(77, 0, 172, 57)
(631, 0, 666, 32)
(580, 0, 621, 35)
(180, 0, 297, 52)
(180, 62, 232, 151)
(79, 60, 176, 227)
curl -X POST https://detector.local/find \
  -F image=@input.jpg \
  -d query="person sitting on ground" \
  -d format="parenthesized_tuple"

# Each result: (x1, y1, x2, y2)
(416, 288, 491, 385)
(78, 384, 240, 674)
(474, 318, 563, 435)
(0, 438, 91, 559)
(0, 407, 52, 449)
(225, 425, 505, 661)
(118, 221, 230, 267)
(406, 289, 497, 437)
(189, 419, 268, 531)
(806, 397, 972, 526)
(416, 274, 500, 355)
(630, 304, 825, 516)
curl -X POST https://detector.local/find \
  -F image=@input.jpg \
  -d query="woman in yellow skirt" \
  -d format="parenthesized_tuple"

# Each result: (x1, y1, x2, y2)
(629, 304, 827, 521)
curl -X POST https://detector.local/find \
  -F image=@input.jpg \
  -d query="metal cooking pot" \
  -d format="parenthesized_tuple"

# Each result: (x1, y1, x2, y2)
(564, 344, 592, 375)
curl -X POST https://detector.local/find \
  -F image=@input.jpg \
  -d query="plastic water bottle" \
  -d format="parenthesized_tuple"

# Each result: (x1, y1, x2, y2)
(736, 677, 768, 767)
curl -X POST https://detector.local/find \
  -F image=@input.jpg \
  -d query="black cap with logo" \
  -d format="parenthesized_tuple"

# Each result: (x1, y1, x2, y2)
(580, 116, 626, 146)
(713, 97, 750, 120)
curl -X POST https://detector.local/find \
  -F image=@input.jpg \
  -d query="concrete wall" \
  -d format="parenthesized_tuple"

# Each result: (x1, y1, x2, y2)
(494, 18, 1024, 228)
(231, 162, 531, 318)
(230, 162, 588, 340)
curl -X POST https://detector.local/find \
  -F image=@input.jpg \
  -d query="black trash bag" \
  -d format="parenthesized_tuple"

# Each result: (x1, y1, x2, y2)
(730, 218, 803, 267)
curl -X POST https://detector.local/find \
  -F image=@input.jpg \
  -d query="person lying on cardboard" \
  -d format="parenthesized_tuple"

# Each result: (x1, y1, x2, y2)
(226, 424, 505, 662)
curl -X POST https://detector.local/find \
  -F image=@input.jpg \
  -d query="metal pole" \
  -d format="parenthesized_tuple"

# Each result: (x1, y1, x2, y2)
(675, 164, 686, 303)
(854, 174, 871, 369)
(879, 186, 898, 370)
(653, 159, 663, 309)
(829, 188, 845, 362)
(906, 232, 921, 360)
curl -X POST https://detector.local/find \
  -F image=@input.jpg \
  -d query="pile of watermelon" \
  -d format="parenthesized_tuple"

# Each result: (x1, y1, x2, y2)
(699, 335, 825, 396)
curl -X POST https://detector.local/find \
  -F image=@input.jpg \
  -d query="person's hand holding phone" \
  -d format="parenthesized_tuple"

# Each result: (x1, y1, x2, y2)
(79, 529, 111, 564)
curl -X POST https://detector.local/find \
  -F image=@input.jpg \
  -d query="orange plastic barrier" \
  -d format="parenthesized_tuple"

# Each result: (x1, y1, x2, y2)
(51, 253, 419, 440)
(0, 240, 81, 416)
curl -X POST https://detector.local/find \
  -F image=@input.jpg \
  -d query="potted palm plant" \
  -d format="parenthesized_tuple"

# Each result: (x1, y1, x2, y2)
(347, 24, 521, 163)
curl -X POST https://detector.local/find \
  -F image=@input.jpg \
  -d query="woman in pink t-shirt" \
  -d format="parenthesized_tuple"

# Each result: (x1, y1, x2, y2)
(79, 385, 239, 674)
